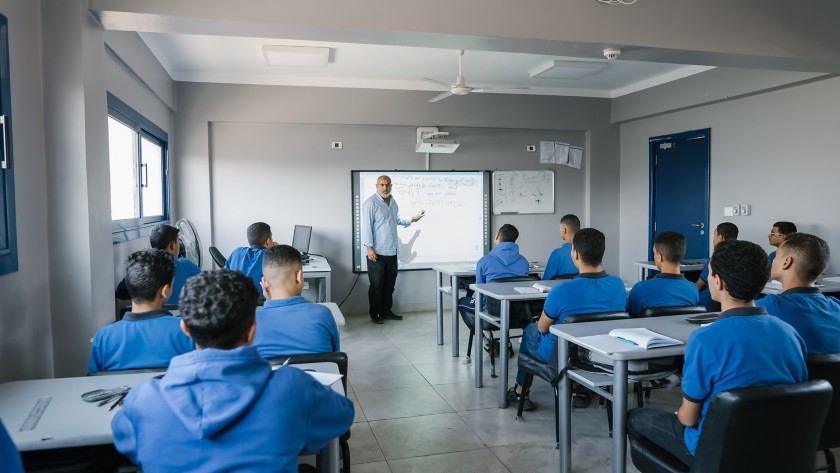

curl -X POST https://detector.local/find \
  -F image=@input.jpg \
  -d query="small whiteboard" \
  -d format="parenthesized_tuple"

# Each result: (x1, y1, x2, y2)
(492, 170, 554, 214)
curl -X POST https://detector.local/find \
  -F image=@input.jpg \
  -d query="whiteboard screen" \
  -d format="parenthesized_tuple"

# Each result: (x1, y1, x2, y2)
(492, 170, 555, 214)
(352, 171, 491, 272)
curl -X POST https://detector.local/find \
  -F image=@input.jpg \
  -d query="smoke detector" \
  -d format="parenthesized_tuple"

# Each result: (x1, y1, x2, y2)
(603, 48, 621, 60)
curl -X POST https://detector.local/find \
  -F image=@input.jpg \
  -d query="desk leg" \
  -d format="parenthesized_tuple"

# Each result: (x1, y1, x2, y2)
(318, 438, 339, 473)
(451, 275, 460, 357)
(325, 273, 331, 302)
(474, 292, 483, 388)
(435, 270, 444, 346)
(498, 300, 510, 408)
(637, 266, 643, 282)
(612, 360, 628, 473)
(558, 339, 571, 473)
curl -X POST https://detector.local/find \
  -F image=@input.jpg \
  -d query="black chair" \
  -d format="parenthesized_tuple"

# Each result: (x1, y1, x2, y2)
(629, 379, 833, 473)
(209, 246, 226, 268)
(637, 305, 708, 319)
(809, 354, 840, 473)
(515, 311, 630, 447)
(87, 367, 166, 376)
(551, 274, 576, 280)
(266, 352, 351, 473)
(465, 275, 544, 377)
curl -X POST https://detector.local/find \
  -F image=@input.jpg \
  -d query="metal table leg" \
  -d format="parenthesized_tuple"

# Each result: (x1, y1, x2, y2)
(451, 275, 460, 357)
(612, 360, 628, 473)
(558, 339, 571, 473)
(498, 300, 510, 408)
(474, 292, 483, 388)
(435, 270, 444, 345)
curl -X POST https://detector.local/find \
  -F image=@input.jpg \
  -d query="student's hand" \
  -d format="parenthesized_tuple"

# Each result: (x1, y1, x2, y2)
(367, 247, 377, 262)
(260, 277, 272, 301)
(412, 210, 426, 223)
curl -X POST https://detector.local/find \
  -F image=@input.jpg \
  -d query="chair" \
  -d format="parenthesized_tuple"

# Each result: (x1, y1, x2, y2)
(465, 275, 544, 377)
(551, 274, 576, 280)
(808, 354, 840, 473)
(515, 311, 630, 447)
(87, 367, 166, 376)
(209, 246, 226, 268)
(629, 379, 834, 473)
(266, 352, 351, 473)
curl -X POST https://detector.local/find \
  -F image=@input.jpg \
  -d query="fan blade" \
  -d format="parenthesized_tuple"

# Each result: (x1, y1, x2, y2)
(421, 77, 453, 88)
(428, 91, 454, 103)
(473, 86, 529, 93)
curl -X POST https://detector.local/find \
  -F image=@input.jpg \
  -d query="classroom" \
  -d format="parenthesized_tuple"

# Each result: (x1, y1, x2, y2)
(1, 1, 839, 472)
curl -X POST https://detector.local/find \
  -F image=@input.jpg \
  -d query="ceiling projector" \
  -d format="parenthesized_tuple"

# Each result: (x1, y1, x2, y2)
(416, 138, 460, 154)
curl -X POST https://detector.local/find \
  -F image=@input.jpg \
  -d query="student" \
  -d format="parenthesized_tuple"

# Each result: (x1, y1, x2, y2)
(253, 245, 340, 357)
(768, 221, 797, 264)
(0, 420, 23, 473)
(115, 223, 201, 304)
(111, 270, 354, 472)
(89, 249, 194, 372)
(627, 240, 807, 467)
(542, 214, 580, 280)
(225, 221, 277, 298)
(510, 228, 626, 410)
(627, 231, 699, 317)
(756, 232, 840, 355)
(695, 222, 738, 309)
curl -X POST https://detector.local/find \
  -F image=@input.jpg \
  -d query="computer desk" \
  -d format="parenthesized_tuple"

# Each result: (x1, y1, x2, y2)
(303, 255, 332, 302)
(762, 277, 840, 296)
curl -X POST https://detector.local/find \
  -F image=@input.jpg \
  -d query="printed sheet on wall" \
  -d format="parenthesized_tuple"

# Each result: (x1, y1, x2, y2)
(492, 170, 555, 214)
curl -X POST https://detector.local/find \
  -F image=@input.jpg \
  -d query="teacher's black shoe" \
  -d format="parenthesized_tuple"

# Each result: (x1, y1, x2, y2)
(370, 314, 384, 324)
(383, 312, 403, 321)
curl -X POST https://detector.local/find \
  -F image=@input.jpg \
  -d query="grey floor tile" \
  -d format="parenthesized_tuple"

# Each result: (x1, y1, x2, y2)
(347, 391, 366, 423)
(349, 422, 386, 465)
(370, 413, 485, 460)
(352, 461, 392, 473)
(458, 406, 558, 448)
(348, 344, 413, 372)
(414, 360, 477, 385)
(433, 381, 500, 412)
(388, 448, 510, 473)
(490, 436, 638, 473)
(350, 364, 429, 392)
(355, 385, 453, 421)
(398, 344, 462, 365)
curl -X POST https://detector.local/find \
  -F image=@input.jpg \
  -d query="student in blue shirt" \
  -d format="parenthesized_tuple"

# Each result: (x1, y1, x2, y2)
(767, 220, 797, 264)
(542, 214, 580, 280)
(510, 228, 627, 410)
(254, 245, 340, 357)
(225, 221, 278, 298)
(0, 420, 23, 473)
(757, 232, 840, 355)
(695, 222, 738, 309)
(89, 249, 194, 372)
(628, 240, 807, 467)
(112, 270, 354, 473)
(627, 231, 699, 317)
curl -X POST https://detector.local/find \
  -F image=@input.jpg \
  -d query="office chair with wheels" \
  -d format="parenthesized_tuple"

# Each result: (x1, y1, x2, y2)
(629, 379, 833, 473)
(209, 246, 226, 268)
(808, 353, 840, 473)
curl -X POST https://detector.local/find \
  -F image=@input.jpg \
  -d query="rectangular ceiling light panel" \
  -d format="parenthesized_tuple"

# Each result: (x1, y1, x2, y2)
(530, 60, 608, 79)
(262, 45, 330, 67)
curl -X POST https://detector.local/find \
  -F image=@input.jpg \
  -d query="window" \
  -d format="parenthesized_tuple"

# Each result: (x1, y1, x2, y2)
(0, 14, 18, 277)
(108, 93, 169, 241)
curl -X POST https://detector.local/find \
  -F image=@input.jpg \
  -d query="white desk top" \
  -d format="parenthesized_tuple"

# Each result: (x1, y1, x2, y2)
(433, 262, 547, 277)
(302, 255, 330, 273)
(317, 302, 345, 326)
(762, 278, 840, 295)
(634, 260, 707, 271)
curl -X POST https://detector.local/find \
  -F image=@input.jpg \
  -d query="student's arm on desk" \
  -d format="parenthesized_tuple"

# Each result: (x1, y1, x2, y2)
(695, 279, 706, 291)
(301, 370, 355, 453)
(537, 311, 557, 334)
(111, 395, 140, 464)
(676, 397, 702, 427)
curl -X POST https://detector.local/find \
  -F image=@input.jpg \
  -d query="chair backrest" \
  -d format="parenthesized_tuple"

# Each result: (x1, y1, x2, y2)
(807, 353, 840, 451)
(690, 379, 833, 473)
(486, 275, 544, 324)
(551, 274, 576, 280)
(638, 305, 708, 319)
(266, 352, 349, 392)
(87, 367, 166, 376)
(209, 246, 226, 268)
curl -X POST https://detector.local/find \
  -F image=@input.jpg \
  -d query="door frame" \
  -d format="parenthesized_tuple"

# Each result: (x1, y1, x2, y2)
(648, 128, 711, 260)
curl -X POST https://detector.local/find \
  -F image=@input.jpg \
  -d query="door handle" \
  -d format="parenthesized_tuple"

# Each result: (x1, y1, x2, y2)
(691, 223, 704, 228)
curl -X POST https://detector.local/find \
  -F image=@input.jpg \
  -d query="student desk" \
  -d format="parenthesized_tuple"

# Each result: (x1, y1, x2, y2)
(633, 260, 706, 281)
(303, 255, 332, 302)
(433, 262, 546, 356)
(762, 277, 840, 296)
(0, 363, 344, 473)
(550, 314, 701, 473)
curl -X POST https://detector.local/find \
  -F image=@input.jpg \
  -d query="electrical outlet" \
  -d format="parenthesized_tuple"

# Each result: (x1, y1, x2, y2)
(331, 141, 343, 150)
(303, 282, 310, 290)
(740, 204, 750, 216)
(724, 206, 736, 217)
(526, 145, 536, 152)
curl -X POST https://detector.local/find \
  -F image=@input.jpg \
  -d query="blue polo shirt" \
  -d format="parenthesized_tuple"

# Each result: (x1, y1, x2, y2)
(169, 257, 201, 305)
(543, 242, 578, 280)
(225, 246, 267, 298)
(768, 250, 777, 264)
(253, 296, 340, 357)
(756, 287, 840, 355)
(0, 420, 23, 473)
(88, 309, 195, 372)
(536, 271, 627, 361)
(697, 260, 712, 309)
(362, 193, 412, 256)
(626, 273, 700, 317)
(681, 306, 807, 455)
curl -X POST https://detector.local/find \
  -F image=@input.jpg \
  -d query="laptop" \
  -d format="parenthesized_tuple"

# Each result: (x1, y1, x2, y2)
(292, 225, 312, 263)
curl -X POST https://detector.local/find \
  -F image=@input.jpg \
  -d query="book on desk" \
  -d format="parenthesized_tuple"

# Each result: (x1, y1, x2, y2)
(513, 282, 552, 294)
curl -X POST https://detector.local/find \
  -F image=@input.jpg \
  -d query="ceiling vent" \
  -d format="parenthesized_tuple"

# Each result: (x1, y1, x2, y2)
(262, 45, 330, 67)
(529, 60, 608, 80)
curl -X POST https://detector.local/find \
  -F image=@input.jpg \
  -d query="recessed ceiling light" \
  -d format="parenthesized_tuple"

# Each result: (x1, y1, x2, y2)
(530, 60, 609, 80)
(262, 45, 330, 67)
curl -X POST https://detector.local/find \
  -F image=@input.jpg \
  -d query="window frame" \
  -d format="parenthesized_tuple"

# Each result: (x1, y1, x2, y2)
(0, 14, 18, 276)
(107, 93, 170, 243)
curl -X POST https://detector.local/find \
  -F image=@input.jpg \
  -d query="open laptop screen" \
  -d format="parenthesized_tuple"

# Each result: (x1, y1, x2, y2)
(292, 225, 312, 255)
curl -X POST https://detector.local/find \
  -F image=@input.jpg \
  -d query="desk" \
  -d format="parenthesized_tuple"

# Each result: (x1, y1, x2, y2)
(550, 315, 701, 473)
(0, 363, 344, 473)
(317, 302, 345, 327)
(762, 277, 840, 296)
(634, 260, 706, 281)
(303, 256, 332, 302)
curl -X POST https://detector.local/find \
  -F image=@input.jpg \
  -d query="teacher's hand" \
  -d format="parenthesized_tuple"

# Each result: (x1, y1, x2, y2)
(412, 209, 426, 223)
(367, 246, 378, 262)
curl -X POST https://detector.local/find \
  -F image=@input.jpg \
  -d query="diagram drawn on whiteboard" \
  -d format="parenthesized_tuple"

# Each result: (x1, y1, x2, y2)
(492, 170, 554, 214)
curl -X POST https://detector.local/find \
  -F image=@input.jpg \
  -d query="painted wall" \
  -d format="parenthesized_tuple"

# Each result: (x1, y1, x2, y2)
(618, 75, 840, 282)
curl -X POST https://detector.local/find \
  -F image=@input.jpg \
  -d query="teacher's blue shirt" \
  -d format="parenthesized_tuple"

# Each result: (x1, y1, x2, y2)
(362, 193, 412, 256)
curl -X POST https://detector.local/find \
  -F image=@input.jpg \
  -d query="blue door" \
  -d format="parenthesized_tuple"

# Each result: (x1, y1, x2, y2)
(649, 129, 710, 261)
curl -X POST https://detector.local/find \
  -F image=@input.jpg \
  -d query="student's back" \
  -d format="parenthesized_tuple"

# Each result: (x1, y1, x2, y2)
(757, 289, 840, 355)
(543, 242, 577, 280)
(226, 246, 268, 297)
(254, 296, 340, 357)
(476, 241, 529, 283)
(627, 274, 699, 316)
(168, 257, 201, 304)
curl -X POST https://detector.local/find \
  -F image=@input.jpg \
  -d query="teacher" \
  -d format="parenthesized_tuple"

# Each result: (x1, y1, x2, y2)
(363, 175, 425, 324)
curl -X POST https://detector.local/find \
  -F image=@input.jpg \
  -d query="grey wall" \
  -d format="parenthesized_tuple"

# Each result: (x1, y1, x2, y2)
(618, 75, 840, 282)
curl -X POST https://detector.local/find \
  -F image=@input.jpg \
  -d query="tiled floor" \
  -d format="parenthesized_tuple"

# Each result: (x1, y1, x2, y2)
(341, 310, 682, 473)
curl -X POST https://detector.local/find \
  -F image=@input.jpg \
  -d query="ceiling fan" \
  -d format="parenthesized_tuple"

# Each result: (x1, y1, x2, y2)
(422, 49, 527, 103)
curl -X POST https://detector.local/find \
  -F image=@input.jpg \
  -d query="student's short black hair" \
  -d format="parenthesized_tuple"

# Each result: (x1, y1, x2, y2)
(149, 224, 180, 251)
(572, 228, 606, 266)
(560, 214, 581, 233)
(653, 231, 686, 264)
(773, 221, 798, 235)
(709, 240, 769, 302)
(263, 244, 302, 271)
(179, 269, 258, 349)
(247, 222, 272, 247)
(716, 222, 739, 241)
(125, 249, 175, 303)
(779, 233, 830, 283)
(497, 224, 519, 243)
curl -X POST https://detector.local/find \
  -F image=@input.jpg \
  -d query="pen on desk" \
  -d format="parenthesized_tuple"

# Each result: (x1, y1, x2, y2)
(109, 392, 128, 411)
(615, 336, 638, 346)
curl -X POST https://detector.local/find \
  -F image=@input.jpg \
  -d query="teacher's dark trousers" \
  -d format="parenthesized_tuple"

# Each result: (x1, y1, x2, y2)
(368, 255, 398, 317)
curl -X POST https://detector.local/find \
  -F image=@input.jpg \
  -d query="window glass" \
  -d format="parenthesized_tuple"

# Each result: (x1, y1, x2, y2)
(108, 117, 138, 220)
(140, 136, 163, 218)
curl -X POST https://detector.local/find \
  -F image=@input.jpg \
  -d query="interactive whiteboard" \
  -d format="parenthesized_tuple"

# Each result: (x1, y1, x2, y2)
(492, 170, 555, 214)
(352, 171, 491, 272)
